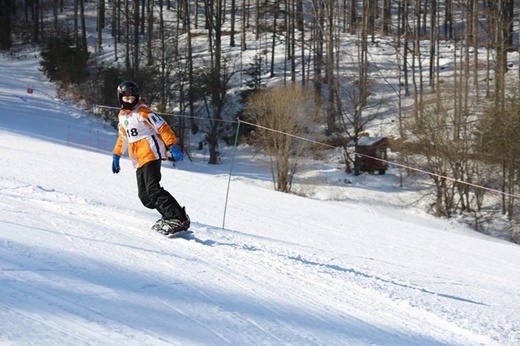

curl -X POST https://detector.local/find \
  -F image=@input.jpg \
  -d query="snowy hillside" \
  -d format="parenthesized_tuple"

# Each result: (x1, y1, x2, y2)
(1, 54, 520, 345)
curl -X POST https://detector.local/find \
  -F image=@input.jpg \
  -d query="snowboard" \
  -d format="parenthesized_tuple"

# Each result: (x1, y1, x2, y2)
(152, 219, 192, 239)
(165, 229, 193, 239)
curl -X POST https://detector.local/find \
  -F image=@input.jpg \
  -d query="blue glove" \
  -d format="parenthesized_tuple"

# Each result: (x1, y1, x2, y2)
(112, 154, 121, 173)
(169, 145, 184, 162)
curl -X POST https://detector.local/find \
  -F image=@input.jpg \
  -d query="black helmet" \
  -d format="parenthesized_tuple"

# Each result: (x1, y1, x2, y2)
(117, 81, 139, 109)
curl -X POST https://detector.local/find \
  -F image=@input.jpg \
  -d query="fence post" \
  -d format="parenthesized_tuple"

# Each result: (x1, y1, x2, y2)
(222, 119, 241, 229)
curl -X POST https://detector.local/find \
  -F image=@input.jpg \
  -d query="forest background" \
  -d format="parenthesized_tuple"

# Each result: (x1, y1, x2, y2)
(1, 0, 520, 244)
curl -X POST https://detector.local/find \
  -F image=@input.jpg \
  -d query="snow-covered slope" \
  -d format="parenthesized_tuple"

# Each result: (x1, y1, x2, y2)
(1, 54, 519, 346)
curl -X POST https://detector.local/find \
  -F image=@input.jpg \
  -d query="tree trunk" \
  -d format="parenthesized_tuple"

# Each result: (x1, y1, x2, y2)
(230, 0, 236, 46)
(97, 0, 104, 50)
(0, 0, 13, 50)
(349, 0, 356, 34)
(112, 0, 118, 62)
(381, 0, 390, 36)
(312, 0, 324, 123)
(124, 0, 131, 71)
(79, 0, 87, 52)
(429, 0, 437, 91)
(146, 0, 153, 65)
(241, 0, 247, 50)
(270, 0, 278, 77)
(325, 0, 337, 135)
(133, 0, 140, 75)
(402, 0, 409, 97)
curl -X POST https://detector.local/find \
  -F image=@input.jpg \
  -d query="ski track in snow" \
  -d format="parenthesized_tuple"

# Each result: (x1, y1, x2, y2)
(0, 176, 505, 345)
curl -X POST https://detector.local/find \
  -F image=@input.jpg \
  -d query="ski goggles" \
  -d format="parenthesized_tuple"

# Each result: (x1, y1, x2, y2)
(119, 85, 138, 96)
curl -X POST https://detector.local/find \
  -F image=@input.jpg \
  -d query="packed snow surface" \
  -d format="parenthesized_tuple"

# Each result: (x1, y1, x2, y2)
(1, 54, 519, 346)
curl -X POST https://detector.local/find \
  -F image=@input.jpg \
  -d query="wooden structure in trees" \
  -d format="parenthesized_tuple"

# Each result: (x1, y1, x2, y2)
(353, 137, 389, 175)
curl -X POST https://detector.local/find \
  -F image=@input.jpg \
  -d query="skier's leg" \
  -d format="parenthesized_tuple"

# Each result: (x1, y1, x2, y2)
(136, 164, 157, 211)
(140, 160, 187, 220)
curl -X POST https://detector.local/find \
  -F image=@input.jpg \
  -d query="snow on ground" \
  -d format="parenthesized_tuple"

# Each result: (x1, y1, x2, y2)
(1, 53, 520, 346)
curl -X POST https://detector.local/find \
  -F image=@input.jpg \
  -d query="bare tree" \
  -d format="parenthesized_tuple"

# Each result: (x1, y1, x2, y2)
(182, 0, 198, 134)
(401, 0, 410, 97)
(269, 0, 279, 77)
(246, 86, 314, 192)
(132, 0, 140, 75)
(201, 0, 235, 164)
(124, 0, 131, 71)
(111, 0, 119, 62)
(241, 0, 247, 50)
(146, 0, 153, 65)
(476, 93, 520, 220)
(33, 0, 40, 43)
(97, 0, 105, 50)
(403, 102, 459, 217)
(348, 0, 357, 34)
(444, 0, 453, 39)
(324, 0, 339, 134)
(0, 0, 13, 50)
(428, 0, 438, 91)
(381, 0, 391, 36)
(311, 0, 324, 123)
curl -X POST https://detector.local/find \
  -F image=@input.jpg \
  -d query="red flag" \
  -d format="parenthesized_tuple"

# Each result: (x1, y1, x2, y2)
(27, 88, 33, 94)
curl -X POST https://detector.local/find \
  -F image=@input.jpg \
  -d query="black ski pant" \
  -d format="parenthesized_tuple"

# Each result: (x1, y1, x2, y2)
(136, 159, 184, 220)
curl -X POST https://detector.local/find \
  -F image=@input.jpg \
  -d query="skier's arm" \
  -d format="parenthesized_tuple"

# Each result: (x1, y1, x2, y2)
(112, 126, 128, 156)
(156, 122, 177, 148)
(140, 109, 177, 147)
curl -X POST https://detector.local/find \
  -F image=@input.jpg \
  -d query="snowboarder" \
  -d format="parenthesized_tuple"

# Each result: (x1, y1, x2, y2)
(111, 80, 190, 234)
